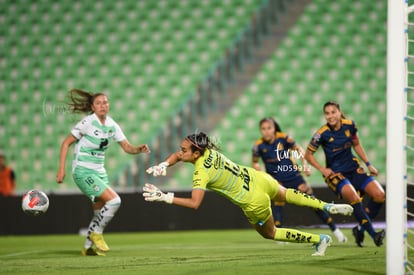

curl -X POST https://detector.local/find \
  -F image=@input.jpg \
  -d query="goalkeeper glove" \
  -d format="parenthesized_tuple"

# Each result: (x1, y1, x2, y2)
(142, 183, 174, 204)
(146, 162, 169, 177)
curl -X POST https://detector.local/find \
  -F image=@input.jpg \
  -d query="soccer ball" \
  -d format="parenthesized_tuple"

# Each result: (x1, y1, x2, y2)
(21, 190, 49, 216)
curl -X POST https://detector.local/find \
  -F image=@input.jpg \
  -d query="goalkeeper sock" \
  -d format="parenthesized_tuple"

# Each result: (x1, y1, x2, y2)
(274, 227, 320, 244)
(285, 189, 325, 210)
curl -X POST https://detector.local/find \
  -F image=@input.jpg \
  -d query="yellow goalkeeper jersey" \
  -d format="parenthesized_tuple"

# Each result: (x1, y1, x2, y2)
(192, 149, 278, 210)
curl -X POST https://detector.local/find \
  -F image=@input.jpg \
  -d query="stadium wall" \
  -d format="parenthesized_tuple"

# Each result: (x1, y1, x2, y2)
(0, 186, 394, 235)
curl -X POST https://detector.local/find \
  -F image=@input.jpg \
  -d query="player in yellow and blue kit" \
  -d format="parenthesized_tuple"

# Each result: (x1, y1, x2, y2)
(305, 101, 385, 247)
(143, 132, 354, 256)
(252, 117, 347, 242)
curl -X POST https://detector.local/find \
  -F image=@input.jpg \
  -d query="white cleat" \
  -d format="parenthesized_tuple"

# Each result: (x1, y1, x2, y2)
(324, 203, 353, 216)
(312, 234, 332, 256)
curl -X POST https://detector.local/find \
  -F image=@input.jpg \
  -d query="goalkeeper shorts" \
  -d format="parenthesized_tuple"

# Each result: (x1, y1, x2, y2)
(242, 171, 279, 226)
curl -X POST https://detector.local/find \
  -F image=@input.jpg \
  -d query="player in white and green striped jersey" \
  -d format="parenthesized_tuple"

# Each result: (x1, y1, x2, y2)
(57, 89, 150, 256)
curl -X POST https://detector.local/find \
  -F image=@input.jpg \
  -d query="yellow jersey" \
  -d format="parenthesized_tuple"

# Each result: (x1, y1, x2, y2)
(192, 149, 278, 211)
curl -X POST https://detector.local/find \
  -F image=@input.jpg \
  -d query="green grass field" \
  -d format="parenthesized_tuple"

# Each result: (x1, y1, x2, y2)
(0, 229, 390, 275)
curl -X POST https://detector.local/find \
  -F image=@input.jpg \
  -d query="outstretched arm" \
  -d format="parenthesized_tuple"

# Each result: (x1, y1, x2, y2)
(119, 140, 150, 154)
(163, 151, 182, 167)
(146, 151, 182, 176)
(172, 189, 205, 210)
(143, 183, 206, 210)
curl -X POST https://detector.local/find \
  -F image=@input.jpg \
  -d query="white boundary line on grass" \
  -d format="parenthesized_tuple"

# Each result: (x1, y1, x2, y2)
(0, 250, 44, 258)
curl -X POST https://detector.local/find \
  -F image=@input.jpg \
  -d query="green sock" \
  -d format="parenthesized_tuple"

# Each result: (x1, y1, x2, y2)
(274, 228, 320, 244)
(285, 189, 326, 210)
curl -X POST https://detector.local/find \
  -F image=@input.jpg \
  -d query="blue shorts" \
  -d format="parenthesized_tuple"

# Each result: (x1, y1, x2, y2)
(328, 167, 374, 198)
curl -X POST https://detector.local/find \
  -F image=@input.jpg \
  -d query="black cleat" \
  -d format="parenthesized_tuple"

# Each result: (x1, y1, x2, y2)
(352, 226, 364, 247)
(374, 230, 385, 247)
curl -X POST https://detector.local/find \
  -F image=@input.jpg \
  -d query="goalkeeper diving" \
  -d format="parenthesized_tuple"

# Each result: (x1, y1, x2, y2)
(144, 132, 354, 256)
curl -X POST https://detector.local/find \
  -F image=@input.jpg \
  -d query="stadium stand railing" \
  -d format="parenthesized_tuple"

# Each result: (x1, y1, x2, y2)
(115, 0, 284, 189)
(1, 0, 284, 192)
(169, 0, 387, 188)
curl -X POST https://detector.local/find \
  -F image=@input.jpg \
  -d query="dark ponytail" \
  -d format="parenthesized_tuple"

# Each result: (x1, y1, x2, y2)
(185, 132, 220, 154)
(67, 89, 106, 114)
